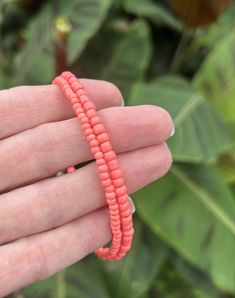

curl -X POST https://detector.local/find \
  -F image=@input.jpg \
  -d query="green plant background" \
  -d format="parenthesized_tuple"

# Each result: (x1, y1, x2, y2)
(1, 0, 235, 297)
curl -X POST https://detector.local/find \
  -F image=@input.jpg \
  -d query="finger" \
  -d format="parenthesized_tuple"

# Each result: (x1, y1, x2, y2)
(0, 105, 173, 192)
(0, 144, 172, 244)
(0, 207, 111, 297)
(0, 80, 123, 140)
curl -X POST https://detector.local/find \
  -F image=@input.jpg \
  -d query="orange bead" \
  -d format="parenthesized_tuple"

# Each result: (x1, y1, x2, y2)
(96, 158, 106, 166)
(108, 159, 119, 171)
(80, 95, 89, 105)
(104, 150, 116, 161)
(90, 116, 101, 126)
(112, 178, 124, 188)
(94, 151, 103, 159)
(100, 172, 110, 180)
(86, 109, 96, 119)
(87, 134, 96, 142)
(91, 146, 100, 154)
(101, 178, 112, 187)
(98, 164, 108, 173)
(100, 141, 112, 153)
(116, 185, 127, 196)
(83, 101, 96, 111)
(53, 72, 134, 261)
(96, 132, 109, 143)
(93, 124, 105, 135)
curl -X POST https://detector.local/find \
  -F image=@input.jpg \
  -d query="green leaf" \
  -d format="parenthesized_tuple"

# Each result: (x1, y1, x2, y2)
(12, 0, 111, 85)
(22, 256, 110, 298)
(173, 255, 220, 296)
(123, 0, 182, 31)
(135, 164, 235, 293)
(77, 19, 152, 99)
(102, 220, 168, 298)
(194, 31, 235, 125)
(12, 3, 54, 85)
(101, 20, 152, 99)
(64, 0, 111, 64)
(129, 76, 231, 163)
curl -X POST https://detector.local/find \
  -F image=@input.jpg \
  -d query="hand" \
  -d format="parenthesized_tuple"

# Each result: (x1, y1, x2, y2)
(0, 80, 173, 296)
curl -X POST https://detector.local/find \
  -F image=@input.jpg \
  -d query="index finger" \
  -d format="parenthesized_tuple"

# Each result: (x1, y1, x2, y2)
(0, 80, 123, 140)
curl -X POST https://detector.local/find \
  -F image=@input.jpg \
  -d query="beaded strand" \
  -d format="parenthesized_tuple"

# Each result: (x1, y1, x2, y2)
(53, 72, 134, 261)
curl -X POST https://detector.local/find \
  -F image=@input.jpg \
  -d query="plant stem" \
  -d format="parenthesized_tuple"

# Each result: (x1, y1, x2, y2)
(57, 270, 66, 298)
(170, 28, 189, 73)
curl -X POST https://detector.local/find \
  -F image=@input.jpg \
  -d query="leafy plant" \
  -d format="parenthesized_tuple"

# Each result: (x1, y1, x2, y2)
(1, 0, 235, 297)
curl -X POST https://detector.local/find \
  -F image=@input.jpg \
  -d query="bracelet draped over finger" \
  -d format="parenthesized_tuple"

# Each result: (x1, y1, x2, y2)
(52, 72, 134, 261)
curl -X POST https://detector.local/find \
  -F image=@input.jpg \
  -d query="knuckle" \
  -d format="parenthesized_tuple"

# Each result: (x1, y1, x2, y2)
(32, 123, 58, 174)
(25, 237, 49, 282)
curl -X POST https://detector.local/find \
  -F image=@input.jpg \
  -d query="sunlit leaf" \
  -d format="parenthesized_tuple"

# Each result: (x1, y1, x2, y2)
(194, 31, 235, 126)
(129, 76, 231, 162)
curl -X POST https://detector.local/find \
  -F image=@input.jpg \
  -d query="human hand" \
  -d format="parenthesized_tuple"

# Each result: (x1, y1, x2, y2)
(0, 80, 173, 296)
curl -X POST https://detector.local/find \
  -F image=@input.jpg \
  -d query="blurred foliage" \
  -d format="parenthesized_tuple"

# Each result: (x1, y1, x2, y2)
(1, 0, 235, 297)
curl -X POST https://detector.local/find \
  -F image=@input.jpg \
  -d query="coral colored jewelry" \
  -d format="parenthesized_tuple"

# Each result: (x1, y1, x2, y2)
(52, 72, 134, 261)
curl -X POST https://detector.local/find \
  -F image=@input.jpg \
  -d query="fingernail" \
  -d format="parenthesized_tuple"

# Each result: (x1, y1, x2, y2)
(121, 97, 125, 106)
(128, 196, 136, 214)
(170, 124, 175, 137)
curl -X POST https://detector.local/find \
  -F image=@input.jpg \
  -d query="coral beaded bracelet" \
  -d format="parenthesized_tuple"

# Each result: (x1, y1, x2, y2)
(53, 72, 134, 261)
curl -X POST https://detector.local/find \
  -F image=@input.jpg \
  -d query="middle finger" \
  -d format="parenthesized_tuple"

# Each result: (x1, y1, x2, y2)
(0, 105, 173, 192)
(0, 143, 172, 245)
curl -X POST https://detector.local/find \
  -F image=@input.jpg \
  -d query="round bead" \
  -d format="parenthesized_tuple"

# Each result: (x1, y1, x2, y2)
(87, 134, 96, 142)
(71, 81, 83, 90)
(75, 107, 84, 115)
(93, 124, 105, 136)
(84, 128, 93, 136)
(91, 146, 100, 154)
(82, 123, 90, 130)
(104, 151, 116, 162)
(105, 192, 116, 200)
(83, 101, 96, 111)
(77, 112, 86, 119)
(117, 194, 128, 204)
(116, 185, 127, 196)
(80, 95, 89, 105)
(96, 132, 109, 143)
(112, 178, 124, 188)
(94, 151, 103, 159)
(105, 185, 115, 193)
(80, 117, 89, 124)
(76, 89, 86, 97)
(108, 159, 119, 171)
(86, 109, 96, 119)
(90, 139, 99, 147)
(98, 164, 108, 173)
(119, 202, 130, 212)
(100, 141, 112, 153)
(96, 158, 106, 166)
(110, 169, 122, 179)
(101, 178, 112, 187)
(100, 172, 110, 180)
(70, 96, 78, 104)
(90, 116, 101, 126)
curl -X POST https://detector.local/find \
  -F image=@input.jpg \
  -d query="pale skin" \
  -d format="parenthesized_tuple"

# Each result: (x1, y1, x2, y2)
(0, 80, 173, 297)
